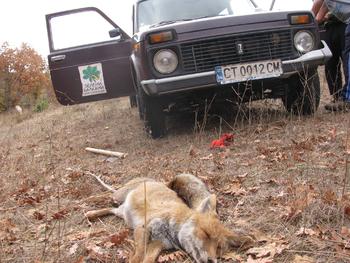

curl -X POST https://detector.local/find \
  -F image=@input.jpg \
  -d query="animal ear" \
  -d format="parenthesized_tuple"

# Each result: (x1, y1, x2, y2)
(197, 194, 217, 213)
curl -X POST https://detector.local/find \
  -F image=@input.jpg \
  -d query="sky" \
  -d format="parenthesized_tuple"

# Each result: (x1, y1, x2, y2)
(0, 0, 312, 58)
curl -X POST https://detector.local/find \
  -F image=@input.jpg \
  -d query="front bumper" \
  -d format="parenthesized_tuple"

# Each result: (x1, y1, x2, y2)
(141, 41, 332, 96)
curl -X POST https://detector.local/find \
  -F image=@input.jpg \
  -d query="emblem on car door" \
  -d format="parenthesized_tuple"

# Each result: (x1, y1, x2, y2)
(236, 42, 244, 55)
(78, 63, 107, 97)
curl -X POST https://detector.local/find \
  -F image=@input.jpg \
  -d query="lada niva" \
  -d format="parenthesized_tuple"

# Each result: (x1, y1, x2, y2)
(46, 0, 331, 138)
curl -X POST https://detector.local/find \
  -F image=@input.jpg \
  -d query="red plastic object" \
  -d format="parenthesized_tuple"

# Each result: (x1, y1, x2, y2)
(210, 133, 234, 148)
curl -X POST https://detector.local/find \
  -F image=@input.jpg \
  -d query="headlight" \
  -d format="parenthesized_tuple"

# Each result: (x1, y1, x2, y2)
(294, 31, 314, 53)
(153, 49, 178, 74)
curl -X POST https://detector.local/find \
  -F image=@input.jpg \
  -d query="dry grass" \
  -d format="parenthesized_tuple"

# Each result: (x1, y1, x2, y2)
(0, 71, 350, 262)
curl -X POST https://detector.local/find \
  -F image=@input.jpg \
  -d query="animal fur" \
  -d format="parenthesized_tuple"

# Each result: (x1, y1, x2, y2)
(168, 173, 217, 214)
(86, 175, 254, 263)
(87, 172, 154, 205)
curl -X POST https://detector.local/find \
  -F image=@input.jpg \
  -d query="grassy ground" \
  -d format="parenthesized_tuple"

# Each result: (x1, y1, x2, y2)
(0, 72, 349, 262)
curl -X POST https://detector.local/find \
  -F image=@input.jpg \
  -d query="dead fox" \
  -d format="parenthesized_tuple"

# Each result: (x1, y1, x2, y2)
(86, 179, 254, 263)
(88, 172, 154, 206)
(168, 173, 216, 214)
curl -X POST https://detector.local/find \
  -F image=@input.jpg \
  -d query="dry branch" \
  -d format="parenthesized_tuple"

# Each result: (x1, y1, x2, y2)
(85, 147, 127, 159)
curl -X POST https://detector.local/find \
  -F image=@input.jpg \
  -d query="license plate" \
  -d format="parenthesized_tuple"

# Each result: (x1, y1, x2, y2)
(215, 59, 283, 84)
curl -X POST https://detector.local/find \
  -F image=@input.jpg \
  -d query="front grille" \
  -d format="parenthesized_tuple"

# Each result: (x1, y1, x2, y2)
(180, 30, 295, 73)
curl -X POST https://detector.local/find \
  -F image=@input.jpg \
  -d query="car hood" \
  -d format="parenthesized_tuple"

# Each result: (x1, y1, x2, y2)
(135, 10, 313, 42)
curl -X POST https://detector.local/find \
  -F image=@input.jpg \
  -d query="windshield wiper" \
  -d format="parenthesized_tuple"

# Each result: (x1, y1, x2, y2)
(149, 15, 226, 28)
(194, 14, 227, 20)
(149, 19, 192, 28)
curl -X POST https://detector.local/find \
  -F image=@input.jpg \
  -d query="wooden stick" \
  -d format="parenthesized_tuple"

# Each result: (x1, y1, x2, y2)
(85, 147, 127, 158)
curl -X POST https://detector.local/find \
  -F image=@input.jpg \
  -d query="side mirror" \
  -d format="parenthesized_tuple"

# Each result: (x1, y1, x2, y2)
(109, 28, 121, 38)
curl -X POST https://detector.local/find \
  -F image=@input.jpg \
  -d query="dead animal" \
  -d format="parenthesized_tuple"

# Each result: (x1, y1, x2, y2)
(87, 172, 154, 206)
(86, 176, 254, 263)
(168, 173, 217, 214)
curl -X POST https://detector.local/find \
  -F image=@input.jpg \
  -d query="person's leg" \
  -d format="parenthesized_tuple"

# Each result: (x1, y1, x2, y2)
(343, 23, 350, 102)
(324, 23, 343, 100)
(325, 23, 350, 111)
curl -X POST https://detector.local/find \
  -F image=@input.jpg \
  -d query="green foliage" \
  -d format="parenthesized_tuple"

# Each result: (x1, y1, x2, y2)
(0, 94, 5, 112)
(34, 97, 49, 113)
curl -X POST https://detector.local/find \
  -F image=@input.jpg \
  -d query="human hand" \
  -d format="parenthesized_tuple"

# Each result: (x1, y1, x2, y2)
(311, 0, 329, 23)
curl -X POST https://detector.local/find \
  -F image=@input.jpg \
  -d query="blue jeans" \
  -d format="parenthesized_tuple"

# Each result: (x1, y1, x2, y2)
(344, 23, 350, 101)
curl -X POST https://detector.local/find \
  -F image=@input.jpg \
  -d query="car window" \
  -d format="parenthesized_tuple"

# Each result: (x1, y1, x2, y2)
(50, 11, 117, 50)
(254, 0, 313, 11)
(137, 0, 255, 31)
(274, 0, 312, 11)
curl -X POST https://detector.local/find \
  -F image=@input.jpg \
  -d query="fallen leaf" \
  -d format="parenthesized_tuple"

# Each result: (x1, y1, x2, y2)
(292, 254, 315, 262)
(223, 181, 247, 196)
(108, 229, 129, 246)
(322, 190, 337, 205)
(33, 211, 45, 220)
(329, 127, 337, 141)
(220, 251, 243, 261)
(246, 255, 273, 263)
(51, 209, 68, 220)
(341, 226, 350, 237)
(157, 250, 187, 263)
(68, 243, 79, 256)
(296, 227, 317, 237)
(0, 219, 18, 242)
(247, 242, 288, 259)
(73, 256, 85, 263)
(189, 145, 197, 156)
(281, 206, 302, 221)
(68, 171, 83, 181)
(85, 243, 111, 261)
(67, 229, 108, 241)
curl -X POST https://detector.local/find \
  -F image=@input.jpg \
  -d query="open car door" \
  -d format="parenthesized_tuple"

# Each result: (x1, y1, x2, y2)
(46, 7, 134, 105)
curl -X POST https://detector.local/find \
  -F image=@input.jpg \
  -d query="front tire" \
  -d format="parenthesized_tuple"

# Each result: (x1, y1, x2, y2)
(282, 68, 320, 115)
(137, 88, 166, 139)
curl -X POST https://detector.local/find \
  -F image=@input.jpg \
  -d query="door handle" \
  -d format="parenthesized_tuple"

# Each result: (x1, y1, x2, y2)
(51, 55, 66, 62)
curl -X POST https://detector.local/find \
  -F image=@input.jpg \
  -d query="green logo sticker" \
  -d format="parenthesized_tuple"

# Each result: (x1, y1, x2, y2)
(83, 66, 101, 82)
(78, 63, 107, 97)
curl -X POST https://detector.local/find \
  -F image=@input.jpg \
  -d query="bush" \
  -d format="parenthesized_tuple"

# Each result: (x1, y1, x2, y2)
(34, 98, 49, 112)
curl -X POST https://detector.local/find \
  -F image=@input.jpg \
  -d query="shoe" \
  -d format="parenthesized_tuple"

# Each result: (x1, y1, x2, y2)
(325, 100, 350, 112)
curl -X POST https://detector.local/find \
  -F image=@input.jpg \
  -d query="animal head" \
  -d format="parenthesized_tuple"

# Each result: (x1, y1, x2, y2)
(179, 195, 254, 263)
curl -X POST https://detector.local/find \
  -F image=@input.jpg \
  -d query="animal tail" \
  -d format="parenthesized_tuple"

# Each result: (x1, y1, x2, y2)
(86, 171, 117, 193)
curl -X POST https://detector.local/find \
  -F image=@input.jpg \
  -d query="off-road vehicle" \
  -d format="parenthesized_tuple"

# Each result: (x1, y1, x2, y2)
(46, 0, 331, 138)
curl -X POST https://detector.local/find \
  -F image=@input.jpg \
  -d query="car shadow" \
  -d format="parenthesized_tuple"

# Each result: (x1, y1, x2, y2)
(166, 100, 290, 136)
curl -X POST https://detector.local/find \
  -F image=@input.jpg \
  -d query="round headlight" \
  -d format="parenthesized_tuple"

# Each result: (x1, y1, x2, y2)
(153, 49, 178, 74)
(294, 31, 314, 53)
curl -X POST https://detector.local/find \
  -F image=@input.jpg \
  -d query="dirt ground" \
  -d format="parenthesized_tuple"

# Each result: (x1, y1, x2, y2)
(0, 72, 350, 263)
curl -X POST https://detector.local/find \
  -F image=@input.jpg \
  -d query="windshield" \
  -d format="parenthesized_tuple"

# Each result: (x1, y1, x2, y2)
(136, 0, 256, 31)
(254, 0, 312, 11)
